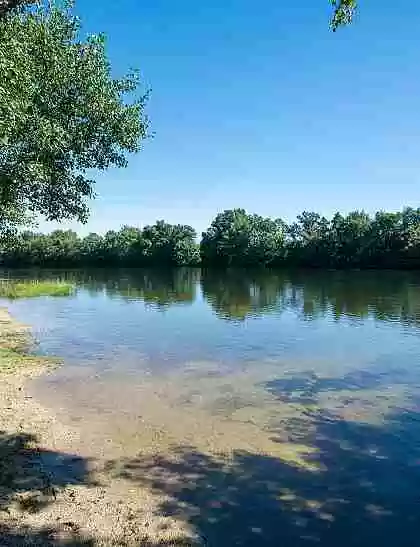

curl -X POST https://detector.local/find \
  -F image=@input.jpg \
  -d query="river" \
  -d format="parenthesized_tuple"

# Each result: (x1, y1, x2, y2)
(3, 268, 420, 546)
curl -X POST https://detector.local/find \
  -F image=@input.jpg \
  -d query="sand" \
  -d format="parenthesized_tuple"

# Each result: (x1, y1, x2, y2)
(0, 308, 321, 547)
(0, 309, 199, 546)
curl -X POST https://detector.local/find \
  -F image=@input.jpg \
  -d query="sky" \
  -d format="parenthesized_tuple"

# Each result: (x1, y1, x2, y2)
(40, 0, 420, 236)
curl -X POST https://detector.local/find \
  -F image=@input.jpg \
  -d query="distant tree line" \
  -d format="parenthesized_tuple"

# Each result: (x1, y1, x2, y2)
(1, 208, 420, 269)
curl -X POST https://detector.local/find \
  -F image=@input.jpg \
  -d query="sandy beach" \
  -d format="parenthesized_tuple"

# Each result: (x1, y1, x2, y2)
(0, 308, 199, 546)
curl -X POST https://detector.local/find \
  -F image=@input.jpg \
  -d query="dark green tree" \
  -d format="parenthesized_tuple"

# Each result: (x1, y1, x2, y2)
(1, 207, 420, 270)
(79, 233, 104, 264)
(201, 209, 285, 267)
(141, 221, 198, 266)
(401, 208, 420, 267)
(0, 1, 147, 225)
(286, 212, 331, 267)
(330, 211, 371, 266)
(0, 0, 29, 18)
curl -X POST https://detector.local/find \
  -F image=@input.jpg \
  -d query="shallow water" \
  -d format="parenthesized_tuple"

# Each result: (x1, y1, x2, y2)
(3, 268, 420, 546)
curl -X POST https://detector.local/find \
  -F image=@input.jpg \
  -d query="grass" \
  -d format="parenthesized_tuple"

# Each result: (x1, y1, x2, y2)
(0, 347, 43, 373)
(0, 280, 74, 299)
(0, 308, 60, 373)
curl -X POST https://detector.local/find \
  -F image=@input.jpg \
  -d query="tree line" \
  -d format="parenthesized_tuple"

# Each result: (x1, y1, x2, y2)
(1, 207, 420, 269)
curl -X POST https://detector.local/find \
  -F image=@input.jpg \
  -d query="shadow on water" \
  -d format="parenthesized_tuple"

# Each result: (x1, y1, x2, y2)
(0, 527, 191, 547)
(0, 526, 94, 547)
(263, 365, 411, 405)
(108, 404, 420, 547)
(3, 406, 420, 545)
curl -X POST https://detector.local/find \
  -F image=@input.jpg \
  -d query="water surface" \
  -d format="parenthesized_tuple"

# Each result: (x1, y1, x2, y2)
(2, 268, 420, 546)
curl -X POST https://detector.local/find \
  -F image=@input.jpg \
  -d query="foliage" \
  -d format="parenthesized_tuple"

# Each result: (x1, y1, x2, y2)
(331, 0, 357, 30)
(0, 221, 200, 267)
(0, 1, 357, 27)
(0, 280, 74, 298)
(0, 0, 29, 18)
(201, 209, 285, 267)
(0, 208, 420, 269)
(0, 1, 148, 224)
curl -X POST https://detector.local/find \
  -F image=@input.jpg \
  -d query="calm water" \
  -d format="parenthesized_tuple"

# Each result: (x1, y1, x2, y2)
(3, 268, 420, 546)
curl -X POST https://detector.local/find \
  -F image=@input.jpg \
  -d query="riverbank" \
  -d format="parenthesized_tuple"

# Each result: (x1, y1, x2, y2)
(0, 306, 315, 546)
(0, 309, 198, 546)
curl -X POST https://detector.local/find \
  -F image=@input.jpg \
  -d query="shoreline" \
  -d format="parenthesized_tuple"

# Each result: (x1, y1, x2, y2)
(0, 308, 198, 546)
(0, 306, 325, 546)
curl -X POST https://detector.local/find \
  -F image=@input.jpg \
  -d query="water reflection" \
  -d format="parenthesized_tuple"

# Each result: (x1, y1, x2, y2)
(88, 268, 199, 308)
(200, 270, 288, 321)
(203, 269, 420, 326)
(7, 268, 420, 327)
(290, 270, 420, 325)
(3, 268, 420, 545)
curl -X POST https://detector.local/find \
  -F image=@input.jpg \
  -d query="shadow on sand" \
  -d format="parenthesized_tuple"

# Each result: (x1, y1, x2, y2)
(109, 404, 420, 547)
(0, 430, 195, 546)
(0, 430, 93, 546)
(2, 394, 420, 545)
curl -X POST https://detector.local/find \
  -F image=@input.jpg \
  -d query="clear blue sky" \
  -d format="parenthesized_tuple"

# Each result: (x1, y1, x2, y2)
(40, 0, 420, 235)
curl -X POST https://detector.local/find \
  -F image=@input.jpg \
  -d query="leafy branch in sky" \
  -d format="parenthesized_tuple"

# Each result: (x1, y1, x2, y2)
(331, 0, 357, 30)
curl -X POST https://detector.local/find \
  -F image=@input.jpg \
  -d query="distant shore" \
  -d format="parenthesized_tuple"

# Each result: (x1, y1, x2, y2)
(1, 207, 419, 270)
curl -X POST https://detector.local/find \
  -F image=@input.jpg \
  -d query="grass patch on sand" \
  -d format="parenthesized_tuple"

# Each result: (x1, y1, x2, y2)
(0, 309, 59, 373)
(0, 280, 74, 299)
(0, 347, 48, 373)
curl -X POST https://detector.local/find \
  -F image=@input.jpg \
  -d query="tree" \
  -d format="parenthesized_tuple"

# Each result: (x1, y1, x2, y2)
(141, 221, 198, 266)
(80, 232, 104, 264)
(0, 1, 148, 225)
(2, 208, 420, 270)
(201, 209, 285, 267)
(286, 211, 331, 266)
(330, 211, 371, 266)
(44, 229, 81, 265)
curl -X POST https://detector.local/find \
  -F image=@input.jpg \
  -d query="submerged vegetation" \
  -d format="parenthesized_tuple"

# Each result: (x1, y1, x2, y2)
(0, 280, 74, 299)
(1, 207, 420, 269)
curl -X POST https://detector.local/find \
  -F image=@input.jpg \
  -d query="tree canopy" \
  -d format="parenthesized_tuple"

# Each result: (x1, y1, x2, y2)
(201, 209, 285, 267)
(1, 207, 419, 270)
(0, 1, 148, 226)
